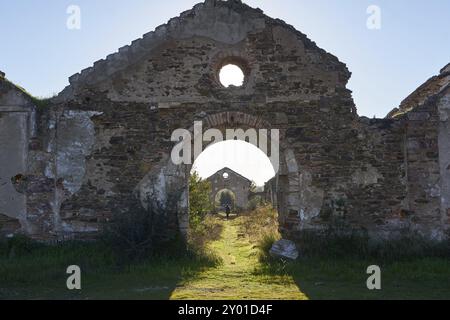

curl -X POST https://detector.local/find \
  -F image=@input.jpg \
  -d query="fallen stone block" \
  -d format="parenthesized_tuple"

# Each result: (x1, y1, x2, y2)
(269, 239, 299, 260)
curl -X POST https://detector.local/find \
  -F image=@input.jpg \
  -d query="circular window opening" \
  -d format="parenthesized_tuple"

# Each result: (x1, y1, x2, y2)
(219, 64, 245, 88)
(223, 172, 229, 179)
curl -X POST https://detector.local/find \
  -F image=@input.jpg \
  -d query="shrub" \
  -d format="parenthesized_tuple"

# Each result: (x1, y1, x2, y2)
(187, 214, 223, 253)
(247, 195, 266, 211)
(189, 172, 213, 230)
(257, 232, 280, 262)
(102, 192, 184, 263)
(240, 205, 281, 261)
(0, 234, 41, 258)
(295, 224, 450, 261)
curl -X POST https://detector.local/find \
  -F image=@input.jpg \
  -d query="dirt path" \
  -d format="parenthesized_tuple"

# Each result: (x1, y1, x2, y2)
(170, 215, 307, 300)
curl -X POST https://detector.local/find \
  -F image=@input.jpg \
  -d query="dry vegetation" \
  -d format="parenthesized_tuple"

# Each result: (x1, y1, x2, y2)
(187, 214, 223, 255)
(239, 205, 281, 262)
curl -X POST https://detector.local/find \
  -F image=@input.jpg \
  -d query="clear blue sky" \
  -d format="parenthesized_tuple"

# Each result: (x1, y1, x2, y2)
(1, 0, 449, 118)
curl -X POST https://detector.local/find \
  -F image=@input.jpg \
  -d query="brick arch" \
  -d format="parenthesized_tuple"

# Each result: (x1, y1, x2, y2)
(213, 188, 237, 209)
(186, 111, 282, 173)
(202, 111, 271, 129)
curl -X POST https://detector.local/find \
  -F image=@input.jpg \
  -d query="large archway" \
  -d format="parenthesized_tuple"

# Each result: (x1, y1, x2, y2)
(214, 189, 236, 211)
(136, 111, 314, 240)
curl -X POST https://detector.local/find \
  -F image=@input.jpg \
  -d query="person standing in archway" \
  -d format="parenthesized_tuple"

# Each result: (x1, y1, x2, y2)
(225, 204, 231, 220)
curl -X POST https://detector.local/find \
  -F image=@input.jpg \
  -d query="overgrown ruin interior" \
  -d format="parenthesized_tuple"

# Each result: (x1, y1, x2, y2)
(0, 0, 449, 243)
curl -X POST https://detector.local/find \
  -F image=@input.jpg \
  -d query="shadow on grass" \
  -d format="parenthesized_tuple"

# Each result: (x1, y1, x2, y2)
(255, 228, 450, 300)
(255, 255, 450, 300)
(0, 238, 220, 300)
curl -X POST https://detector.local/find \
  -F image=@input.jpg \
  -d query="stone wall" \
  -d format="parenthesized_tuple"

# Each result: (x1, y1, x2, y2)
(208, 167, 252, 210)
(0, 79, 36, 237)
(0, 0, 449, 242)
(383, 67, 450, 240)
(438, 86, 450, 234)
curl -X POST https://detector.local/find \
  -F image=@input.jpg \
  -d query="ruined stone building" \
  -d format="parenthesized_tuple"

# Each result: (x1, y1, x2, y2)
(0, 0, 449, 242)
(207, 167, 252, 210)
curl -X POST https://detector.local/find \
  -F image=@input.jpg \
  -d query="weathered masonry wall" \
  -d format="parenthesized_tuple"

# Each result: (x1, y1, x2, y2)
(439, 87, 450, 228)
(0, 0, 449, 242)
(0, 79, 37, 237)
(390, 66, 450, 239)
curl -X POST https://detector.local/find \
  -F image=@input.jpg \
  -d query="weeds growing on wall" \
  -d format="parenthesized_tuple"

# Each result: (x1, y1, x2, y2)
(4, 78, 54, 109)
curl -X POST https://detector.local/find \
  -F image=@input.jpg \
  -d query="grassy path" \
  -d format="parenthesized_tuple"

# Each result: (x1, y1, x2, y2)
(170, 215, 307, 300)
(2, 209, 448, 299)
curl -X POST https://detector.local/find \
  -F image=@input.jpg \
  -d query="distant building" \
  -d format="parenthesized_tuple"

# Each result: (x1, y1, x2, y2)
(207, 168, 252, 211)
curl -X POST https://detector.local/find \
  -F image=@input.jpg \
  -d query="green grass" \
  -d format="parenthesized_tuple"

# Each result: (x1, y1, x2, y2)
(0, 239, 218, 300)
(1, 212, 450, 300)
(170, 213, 305, 300)
(3, 77, 53, 109)
(256, 257, 450, 300)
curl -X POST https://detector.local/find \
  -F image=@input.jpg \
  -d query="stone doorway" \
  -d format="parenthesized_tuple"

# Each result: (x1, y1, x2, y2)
(136, 111, 309, 240)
